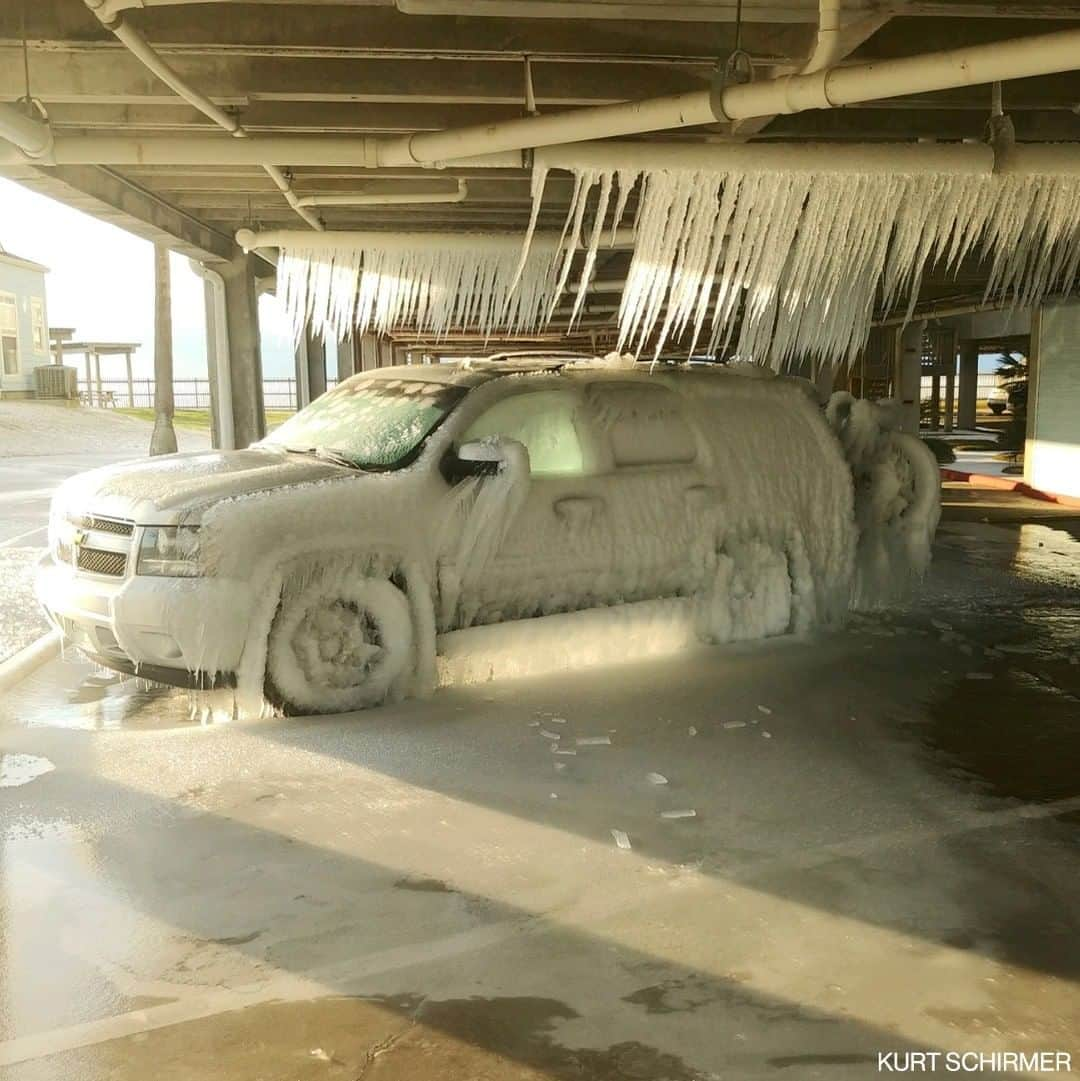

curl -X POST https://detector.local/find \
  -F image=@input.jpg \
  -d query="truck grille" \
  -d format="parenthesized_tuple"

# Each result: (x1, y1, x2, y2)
(76, 547, 128, 577)
(69, 513, 134, 537)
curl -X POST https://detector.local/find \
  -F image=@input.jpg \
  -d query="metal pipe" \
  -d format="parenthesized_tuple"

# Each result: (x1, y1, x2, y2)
(82, 0, 323, 231)
(294, 179, 468, 208)
(236, 226, 638, 252)
(0, 101, 53, 158)
(0, 135, 523, 169)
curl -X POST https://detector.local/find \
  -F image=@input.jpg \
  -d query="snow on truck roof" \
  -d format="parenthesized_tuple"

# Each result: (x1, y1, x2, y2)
(355, 357, 792, 387)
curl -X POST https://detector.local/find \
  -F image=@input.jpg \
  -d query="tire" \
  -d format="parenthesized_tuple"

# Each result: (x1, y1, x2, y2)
(988, 403, 1005, 415)
(264, 574, 414, 715)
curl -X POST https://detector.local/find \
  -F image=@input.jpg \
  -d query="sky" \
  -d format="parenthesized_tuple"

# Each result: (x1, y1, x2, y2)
(0, 177, 297, 380)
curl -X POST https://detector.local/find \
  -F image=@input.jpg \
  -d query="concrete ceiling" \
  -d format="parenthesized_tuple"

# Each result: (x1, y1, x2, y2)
(1, 0, 1078, 347)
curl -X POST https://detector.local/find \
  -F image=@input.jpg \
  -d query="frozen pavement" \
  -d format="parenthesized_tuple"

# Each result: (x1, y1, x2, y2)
(0, 505, 1079, 1080)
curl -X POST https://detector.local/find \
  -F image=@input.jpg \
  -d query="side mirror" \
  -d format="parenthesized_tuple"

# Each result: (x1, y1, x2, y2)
(441, 440, 502, 485)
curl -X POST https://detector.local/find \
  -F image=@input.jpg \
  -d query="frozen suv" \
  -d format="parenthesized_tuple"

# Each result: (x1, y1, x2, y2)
(38, 360, 939, 714)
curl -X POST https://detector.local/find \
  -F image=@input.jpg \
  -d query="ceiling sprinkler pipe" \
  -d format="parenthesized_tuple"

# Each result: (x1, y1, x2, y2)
(0, 101, 53, 159)
(294, 179, 468, 207)
(235, 226, 638, 253)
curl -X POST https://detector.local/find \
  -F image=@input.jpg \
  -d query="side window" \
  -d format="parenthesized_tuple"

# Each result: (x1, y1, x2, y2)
(586, 384, 697, 468)
(0, 294, 18, 376)
(30, 298, 47, 353)
(463, 390, 588, 477)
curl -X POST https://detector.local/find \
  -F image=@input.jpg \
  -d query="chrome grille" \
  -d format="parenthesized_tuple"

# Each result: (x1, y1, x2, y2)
(69, 513, 134, 537)
(76, 547, 127, 577)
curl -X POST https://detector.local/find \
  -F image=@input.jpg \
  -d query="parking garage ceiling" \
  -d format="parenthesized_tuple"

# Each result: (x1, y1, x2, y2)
(2, 0, 1079, 350)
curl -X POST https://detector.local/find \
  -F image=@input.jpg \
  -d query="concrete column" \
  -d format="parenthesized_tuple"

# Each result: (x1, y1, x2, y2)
(83, 352, 92, 406)
(218, 252, 265, 447)
(928, 372, 941, 430)
(378, 338, 395, 368)
(359, 333, 379, 371)
(294, 335, 310, 410)
(1025, 301, 1080, 498)
(306, 331, 327, 400)
(893, 321, 925, 435)
(336, 336, 357, 382)
(943, 357, 956, 433)
(150, 244, 178, 455)
(957, 340, 979, 430)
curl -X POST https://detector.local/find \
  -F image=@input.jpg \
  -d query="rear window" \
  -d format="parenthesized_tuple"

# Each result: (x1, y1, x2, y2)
(586, 384, 697, 468)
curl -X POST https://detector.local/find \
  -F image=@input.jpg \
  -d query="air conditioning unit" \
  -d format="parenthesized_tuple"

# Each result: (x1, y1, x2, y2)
(34, 365, 78, 399)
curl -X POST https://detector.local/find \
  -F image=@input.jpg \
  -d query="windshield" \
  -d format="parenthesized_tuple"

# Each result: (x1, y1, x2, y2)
(262, 376, 468, 470)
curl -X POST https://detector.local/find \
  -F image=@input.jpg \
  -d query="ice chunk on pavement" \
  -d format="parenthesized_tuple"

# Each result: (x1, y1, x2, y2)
(646, 772, 668, 785)
(966, 672, 993, 680)
(762, 731, 772, 739)
(931, 619, 952, 631)
(757, 705, 772, 715)
(722, 721, 747, 730)
(688, 726, 698, 737)
(548, 716, 567, 724)
(540, 729, 561, 740)
(611, 829, 632, 850)
(553, 748, 577, 756)
(577, 735, 612, 746)
(660, 809, 697, 820)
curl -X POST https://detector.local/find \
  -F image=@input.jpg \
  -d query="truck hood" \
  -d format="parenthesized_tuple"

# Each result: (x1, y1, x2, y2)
(54, 446, 351, 524)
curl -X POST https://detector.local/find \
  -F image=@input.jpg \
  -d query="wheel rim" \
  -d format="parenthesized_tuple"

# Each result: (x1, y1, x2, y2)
(292, 599, 385, 690)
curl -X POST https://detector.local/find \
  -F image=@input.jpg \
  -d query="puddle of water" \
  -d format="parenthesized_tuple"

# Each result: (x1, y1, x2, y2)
(0, 753, 55, 788)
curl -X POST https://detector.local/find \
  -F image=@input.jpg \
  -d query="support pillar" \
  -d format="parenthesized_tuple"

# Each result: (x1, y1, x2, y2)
(83, 352, 92, 406)
(201, 271, 233, 450)
(337, 336, 357, 382)
(943, 357, 956, 433)
(378, 338, 395, 368)
(359, 334, 379, 371)
(957, 340, 979, 430)
(125, 352, 135, 409)
(893, 321, 924, 435)
(306, 331, 327, 400)
(1025, 301, 1080, 498)
(218, 252, 265, 447)
(150, 244, 178, 454)
(294, 335, 310, 410)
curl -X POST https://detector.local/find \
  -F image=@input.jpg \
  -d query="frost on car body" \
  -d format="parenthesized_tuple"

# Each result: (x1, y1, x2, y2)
(37, 361, 940, 715)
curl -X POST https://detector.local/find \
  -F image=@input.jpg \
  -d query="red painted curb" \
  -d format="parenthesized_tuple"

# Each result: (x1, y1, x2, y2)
(940, 468, 1080, 509)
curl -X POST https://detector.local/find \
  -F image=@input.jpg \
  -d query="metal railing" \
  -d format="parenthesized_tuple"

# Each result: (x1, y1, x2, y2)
(76, 377, 337, 412)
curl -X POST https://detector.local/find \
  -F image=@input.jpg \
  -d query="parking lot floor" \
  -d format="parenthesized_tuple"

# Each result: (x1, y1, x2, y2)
(1, 507, 1078, 1080)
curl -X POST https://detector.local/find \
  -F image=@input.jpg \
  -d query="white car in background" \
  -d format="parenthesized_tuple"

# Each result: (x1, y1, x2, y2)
(38, 359, 939, 715)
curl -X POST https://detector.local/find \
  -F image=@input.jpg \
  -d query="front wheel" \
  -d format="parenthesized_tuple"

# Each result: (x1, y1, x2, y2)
(264, 574, 414, 715)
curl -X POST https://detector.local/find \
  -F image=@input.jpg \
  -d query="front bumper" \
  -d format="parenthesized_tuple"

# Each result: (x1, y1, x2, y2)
(35, 556, 246, 688)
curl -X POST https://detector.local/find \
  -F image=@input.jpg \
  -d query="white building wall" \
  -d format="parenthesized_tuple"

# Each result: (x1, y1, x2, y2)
(1027, 300, 1080, 499)
(0, 256, 50, 396)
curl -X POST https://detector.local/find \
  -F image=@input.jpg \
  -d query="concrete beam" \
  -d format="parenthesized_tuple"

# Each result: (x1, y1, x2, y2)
(0, 49, 710, 107)
(0, 163, 236, 262)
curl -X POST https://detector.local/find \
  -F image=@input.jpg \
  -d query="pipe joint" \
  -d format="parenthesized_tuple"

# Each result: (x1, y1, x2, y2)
(779, 70, 836, 113)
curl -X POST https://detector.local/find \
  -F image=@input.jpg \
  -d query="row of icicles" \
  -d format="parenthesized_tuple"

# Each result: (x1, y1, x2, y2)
(277, 164, 1080, 369)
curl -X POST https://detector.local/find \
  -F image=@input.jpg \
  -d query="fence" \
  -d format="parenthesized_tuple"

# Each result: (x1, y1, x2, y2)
(75, 378, 337, 412)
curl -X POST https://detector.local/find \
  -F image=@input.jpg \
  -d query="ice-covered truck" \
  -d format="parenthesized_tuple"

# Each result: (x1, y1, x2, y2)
(37, 359, 940, 714)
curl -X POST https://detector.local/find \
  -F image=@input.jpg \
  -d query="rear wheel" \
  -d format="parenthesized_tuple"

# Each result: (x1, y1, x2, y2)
(264, 574, 413, 715)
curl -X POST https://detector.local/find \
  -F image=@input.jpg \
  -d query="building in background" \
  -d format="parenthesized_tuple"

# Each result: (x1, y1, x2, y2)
(0, 243, 50, 399)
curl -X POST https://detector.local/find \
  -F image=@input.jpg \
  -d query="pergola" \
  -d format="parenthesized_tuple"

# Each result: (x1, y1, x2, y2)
(58, 340, 142, 408)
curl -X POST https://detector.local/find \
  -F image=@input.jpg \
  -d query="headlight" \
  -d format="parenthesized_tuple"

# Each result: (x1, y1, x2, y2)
(137, 526, 202, 577)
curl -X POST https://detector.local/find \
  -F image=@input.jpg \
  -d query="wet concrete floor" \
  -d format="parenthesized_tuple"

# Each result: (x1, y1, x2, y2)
(1, 504, 1078, 1080)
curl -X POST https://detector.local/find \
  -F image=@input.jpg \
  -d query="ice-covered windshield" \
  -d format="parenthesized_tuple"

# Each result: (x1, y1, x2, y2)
(263, 376, 468, 470)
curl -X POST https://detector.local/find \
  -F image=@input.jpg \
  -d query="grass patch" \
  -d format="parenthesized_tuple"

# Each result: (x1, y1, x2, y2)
(115, 408, 295, 434)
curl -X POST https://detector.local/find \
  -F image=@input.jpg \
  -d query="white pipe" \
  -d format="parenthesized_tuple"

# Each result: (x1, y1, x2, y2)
(802, 0, 845, 74)
(236, 226, 638, 252)
(294, 179, 468, 208)
(0, 136, 523, 169)
(0, 101, 53, 158)
(187, 259, 235, 450)
(82, 0, 324, 231)
(535, 140, 999, 175)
